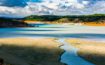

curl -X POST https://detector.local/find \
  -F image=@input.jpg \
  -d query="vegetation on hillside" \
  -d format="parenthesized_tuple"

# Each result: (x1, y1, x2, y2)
(0, 14, 105, 27)
(25, 14, 105, 23)
(0, 17, 29, 27)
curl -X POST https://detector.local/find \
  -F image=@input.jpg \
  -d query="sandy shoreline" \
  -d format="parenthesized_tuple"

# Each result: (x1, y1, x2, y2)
(66, 38, 105, 65)
(25, 20, 105, 26)
(83, 22, 105, 26)
(0, 38, 64, 65)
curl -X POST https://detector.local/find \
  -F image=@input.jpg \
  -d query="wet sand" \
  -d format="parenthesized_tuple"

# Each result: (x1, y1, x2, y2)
(0, 38, 64, 65)
(66, 38, 105, 65)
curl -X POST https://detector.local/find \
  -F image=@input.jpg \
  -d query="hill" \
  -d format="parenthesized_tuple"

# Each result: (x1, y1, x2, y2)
(25, 14, 105, 23)
(0, 17, 29, 27)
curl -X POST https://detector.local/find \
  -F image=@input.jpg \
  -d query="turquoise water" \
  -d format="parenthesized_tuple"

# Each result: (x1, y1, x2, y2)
(0, 24, 105, 39)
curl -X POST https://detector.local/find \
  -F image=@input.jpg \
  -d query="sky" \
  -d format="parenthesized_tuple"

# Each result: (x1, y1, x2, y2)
(0, 0, 105, 18)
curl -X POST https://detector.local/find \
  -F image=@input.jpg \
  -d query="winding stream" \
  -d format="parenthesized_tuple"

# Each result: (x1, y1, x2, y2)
(0, 23, 105, 65)
(57, 38, 94, 65)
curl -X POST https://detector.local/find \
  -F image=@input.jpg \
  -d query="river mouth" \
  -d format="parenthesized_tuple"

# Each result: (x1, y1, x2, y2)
(0, 23, 105, 65)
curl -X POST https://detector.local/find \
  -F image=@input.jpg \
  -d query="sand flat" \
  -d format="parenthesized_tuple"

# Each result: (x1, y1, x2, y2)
(66, 38, 105, 65)
(0, 38, 64, 65)
(0, 38, 60, 47)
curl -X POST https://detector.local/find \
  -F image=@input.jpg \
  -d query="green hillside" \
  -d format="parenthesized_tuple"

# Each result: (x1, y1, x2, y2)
(0, 17, 29, 27)
(25, 14, 105, 23)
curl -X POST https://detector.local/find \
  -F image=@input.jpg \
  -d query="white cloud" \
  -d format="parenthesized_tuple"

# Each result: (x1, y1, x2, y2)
(0, 0, 105, 18)
(0, 6, 33, 18)
(82, 1, 89, 5)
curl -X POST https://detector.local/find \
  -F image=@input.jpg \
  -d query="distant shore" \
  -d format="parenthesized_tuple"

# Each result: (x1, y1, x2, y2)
(83, 22, 105, 26)
(25, 20, 105, 26)
(0, 21, 29, 27)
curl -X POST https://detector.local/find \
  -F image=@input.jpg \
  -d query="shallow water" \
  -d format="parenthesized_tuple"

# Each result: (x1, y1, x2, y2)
(57, 38, 94, 65)
(0, 23, 105, 65)
(0, 24, 105, 39)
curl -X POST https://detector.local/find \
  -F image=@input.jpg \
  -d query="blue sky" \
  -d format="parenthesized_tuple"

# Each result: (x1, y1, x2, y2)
(0, 0, 105, 18)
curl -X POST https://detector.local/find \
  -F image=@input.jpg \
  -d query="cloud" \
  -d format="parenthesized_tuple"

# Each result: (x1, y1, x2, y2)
(0, 0, 105, 18)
